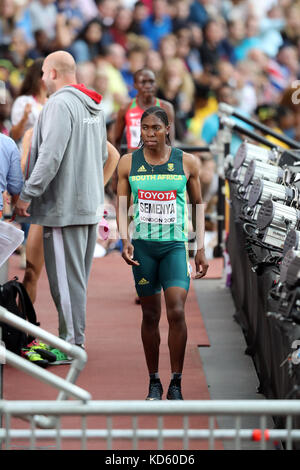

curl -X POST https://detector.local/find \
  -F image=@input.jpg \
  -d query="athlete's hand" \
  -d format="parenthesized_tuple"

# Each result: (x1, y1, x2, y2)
(122, 241, 140, 266)
(194, 249, 209, 279)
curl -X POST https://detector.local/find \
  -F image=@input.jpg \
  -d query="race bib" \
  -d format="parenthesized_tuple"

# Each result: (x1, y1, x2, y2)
(138, 190, 177, 225)
(129, 125, 140, 148)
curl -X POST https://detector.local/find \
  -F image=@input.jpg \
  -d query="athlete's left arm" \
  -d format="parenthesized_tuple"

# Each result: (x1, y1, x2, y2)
(184, 152, 209, 279)
(103, 142, 120, 186)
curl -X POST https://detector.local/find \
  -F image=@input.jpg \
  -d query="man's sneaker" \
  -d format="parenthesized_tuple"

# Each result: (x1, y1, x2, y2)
(167, 378, 183, 400)
(49, 348, 73, 365)
(146, 378, 163, 401)
(21, 349, 49, 368)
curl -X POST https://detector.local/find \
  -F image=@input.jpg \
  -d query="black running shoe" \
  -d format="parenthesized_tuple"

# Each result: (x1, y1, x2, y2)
(167, 378, 183, 400)
(146, 378, 163, 401)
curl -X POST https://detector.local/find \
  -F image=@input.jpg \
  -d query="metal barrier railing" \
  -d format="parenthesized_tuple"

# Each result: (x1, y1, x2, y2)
(219, 102, 300, 150)
(1, 399, 300, 450)
(0, 306, 91, 428)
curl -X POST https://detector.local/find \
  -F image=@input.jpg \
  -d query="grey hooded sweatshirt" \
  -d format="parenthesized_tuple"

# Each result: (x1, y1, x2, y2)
(20, 84, 108, 226)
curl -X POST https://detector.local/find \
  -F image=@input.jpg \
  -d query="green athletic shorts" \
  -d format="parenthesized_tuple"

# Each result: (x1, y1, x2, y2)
(132, 239, 191, 297)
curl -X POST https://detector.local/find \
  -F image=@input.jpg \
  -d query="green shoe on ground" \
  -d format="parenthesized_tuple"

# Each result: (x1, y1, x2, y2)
(49, 349, 73, 365)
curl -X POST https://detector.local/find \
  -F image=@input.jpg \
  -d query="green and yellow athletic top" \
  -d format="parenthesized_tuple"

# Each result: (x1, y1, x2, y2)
(129, 147, 189, 241)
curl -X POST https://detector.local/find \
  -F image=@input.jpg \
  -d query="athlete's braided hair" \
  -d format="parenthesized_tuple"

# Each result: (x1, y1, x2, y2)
(138, 106, 171, 148)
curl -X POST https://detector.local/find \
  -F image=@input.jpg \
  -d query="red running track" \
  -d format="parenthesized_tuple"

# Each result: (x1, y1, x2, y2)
(3, 251, 223, 450)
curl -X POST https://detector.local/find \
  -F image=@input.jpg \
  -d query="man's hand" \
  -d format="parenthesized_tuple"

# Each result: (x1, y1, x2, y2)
(13, 198, 31, 217)
(121, 241, 140, 266)
(194, 248, 209, 279)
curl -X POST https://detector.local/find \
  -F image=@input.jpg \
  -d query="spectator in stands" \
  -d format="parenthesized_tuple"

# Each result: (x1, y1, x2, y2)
(10, 58, 47, 146)
(28, 0, 57, 43)
(121, 47, 147, 99)
(128, 1, 148, 36)
(188, 83, 218, 141)
(109, 6, 133, 51)
(76, 61, 97, 89)
(9, 29, 32, 73)
(258, 3, 284, 58)
(98, 43, 129, 112)
(246, 48, 284, 103)
(216, 60, 236, 88)
(94, 66, 115, 122)
(158, 34, 177, 63)
(221, 0, 253, 22)
(141, 0, 152, 12)
(171, 0, 191, 32)
(141, 0, 172, 50)
(28, 29, 52, 60)
(276, 44, 299, 83)
(189, 22, 203, 51)
(0, 59, 18, 100)
(95, 0, 118, 28)
(0, 0, 33, 49)
(281, 3, 300, 47)
(54, 10, 78, 51)
(157, 57, 195, 141)
(199, 19, 225, 74)
(277, 105, 296, 140)
(219, 18, 246, 64)
(254, 103, 290, 148)
(56, 0, 84, 37)
(77, 0, 98, 23)
(234, 62, 258, 115)
(145, 48, 163, 75)
(234, 15, 263, 62)
(201, 83, 252, 155)
(279, 86, 300, 140)
(69, 18, 105, 63)
(215, 58, 258, 114)
(188, 0, 210, 28)
(175, 27, 203, 83)
(254, 46, 298, 104)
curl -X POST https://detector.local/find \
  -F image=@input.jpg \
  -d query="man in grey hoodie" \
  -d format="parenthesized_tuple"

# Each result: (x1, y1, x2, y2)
(15, 51, 117, 348)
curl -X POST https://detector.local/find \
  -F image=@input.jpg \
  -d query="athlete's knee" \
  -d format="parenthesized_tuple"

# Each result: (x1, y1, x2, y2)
(142, 307, 161, 327)
(167, 305, 185, 326)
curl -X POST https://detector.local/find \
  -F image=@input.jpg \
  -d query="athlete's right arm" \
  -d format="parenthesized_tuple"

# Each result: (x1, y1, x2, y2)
(116, 154, 140, 266)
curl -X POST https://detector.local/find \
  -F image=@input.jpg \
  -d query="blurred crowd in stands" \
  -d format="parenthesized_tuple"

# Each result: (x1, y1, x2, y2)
(1, 0, 300, 257)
